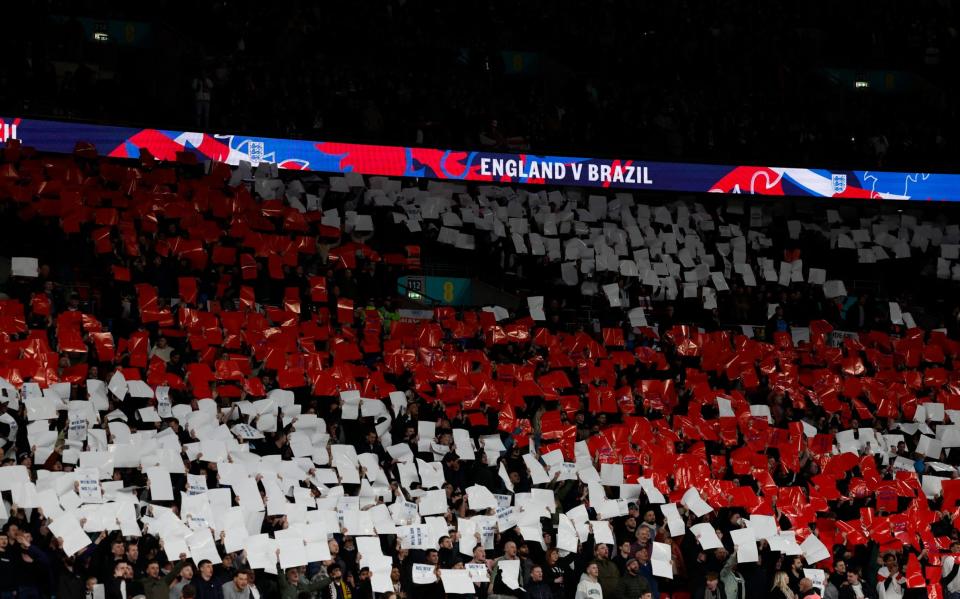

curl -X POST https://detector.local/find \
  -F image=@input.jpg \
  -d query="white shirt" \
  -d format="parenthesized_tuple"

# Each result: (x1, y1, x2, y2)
(876, 573, 905, 599)
(945, 556, 960, 593)
(149, 345, 173, 362)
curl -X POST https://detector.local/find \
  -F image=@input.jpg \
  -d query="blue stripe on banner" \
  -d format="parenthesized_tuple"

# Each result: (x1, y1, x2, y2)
(3, 116, 960, 201)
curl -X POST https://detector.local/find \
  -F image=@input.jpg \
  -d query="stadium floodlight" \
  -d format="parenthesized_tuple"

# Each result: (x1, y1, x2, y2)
(854, 80, 869, 89)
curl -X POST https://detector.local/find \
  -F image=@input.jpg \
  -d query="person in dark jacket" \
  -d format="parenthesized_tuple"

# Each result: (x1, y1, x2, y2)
(277, 564, 330, 599)
(592, 543, 621, 598)
(616, 559, 652, 599)
(526, 565, 556, 599)
(352, 567, 374, 599)
(105, 561, 145, 599)
(766, 305, 790, 340)
(324, 564, 357, 599)
(0, 533, 17, 598)
(15, 532, 53, 599)
(53, 555, 88, 599)
(192, 560, 225, 599)
(694, 572, 726, 599)
(838, 570, 876, 599)
(635, 548, 659, 599)
(139, 556, 189, 599)
(93, 535, 128, 584)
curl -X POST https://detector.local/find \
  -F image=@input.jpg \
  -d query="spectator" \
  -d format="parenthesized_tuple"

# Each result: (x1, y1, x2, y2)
(106, 562, 143, 599)
(770, 572, 796, 599)
(278, 566, 330, 599)
(616, 558, 652, 599)
(489, 541, 521, 599)
(324, 564, 354, 599)
(877, 554, 906, 599)
(766, 305, 790, 339)
(718, 551, 745, 599)
(526, 565, 556, 599)
(169, 562, 195, 599)
(845, 295, 872, 331)
(799, 578, 823, 599)
(593, 544, 620, 598)
(0, 532, 16, 598)
(193, 69, 214, 129)
(139, 557, 188, 599)
(941, 545, 960, 598)
(221, 570, 252, 599)
(576, 563, 603, 599)
(634, 548, 658, 599)
(613, 542, 634, 573)
(192, 561, 224, 599)
(149, 337, 173, 363)
(0, 135, 956, 599)
(837, 569, 873, 599)
(696, 572, 725, 599)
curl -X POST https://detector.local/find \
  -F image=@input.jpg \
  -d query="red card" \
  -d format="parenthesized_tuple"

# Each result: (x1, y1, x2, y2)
(212, 246, 236, 265)
(112, 265, 131, 282)
(239, 286, 255, 311)
(178, 277, 198, 305)
(337, 299, 354, 324)
(90, 332, 115, 362)
(240, 254, 257, 280)
(309, 276, 328, 302)
(906, 554, 925, 588)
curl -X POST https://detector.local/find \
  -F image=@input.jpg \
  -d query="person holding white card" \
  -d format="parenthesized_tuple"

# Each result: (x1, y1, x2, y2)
(717, 549, 746, 599)
(277, 559, 331, 599)
(524, 565, 556, 599)
(489, 541, 522, 599)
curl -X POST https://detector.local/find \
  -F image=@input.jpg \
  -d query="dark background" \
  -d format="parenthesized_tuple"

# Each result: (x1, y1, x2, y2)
(3, 0, 959, 170)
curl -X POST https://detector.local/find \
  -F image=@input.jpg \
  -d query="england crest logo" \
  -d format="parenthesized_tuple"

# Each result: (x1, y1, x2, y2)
(247, 141, 265, 165)
(831, 174, 847, 194)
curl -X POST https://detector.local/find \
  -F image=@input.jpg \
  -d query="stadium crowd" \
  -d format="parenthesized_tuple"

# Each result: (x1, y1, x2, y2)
(0, 137, 957, 599)
(5, 1, 960, 170)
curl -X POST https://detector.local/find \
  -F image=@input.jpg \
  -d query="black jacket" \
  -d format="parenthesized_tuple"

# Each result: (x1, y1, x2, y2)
(526, 580, 556, 599)
(105, 578, 145, 599)
(193, 575, 226, 599)
(694, 582, 727, 599)
(838, 582, 877, 599)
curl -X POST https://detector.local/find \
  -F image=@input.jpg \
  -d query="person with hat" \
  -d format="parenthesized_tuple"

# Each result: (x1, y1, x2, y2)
(615, 558, 652, 599)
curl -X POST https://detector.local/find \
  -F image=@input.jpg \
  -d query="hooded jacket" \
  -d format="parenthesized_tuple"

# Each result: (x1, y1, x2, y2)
(575, 573, 603, 599)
